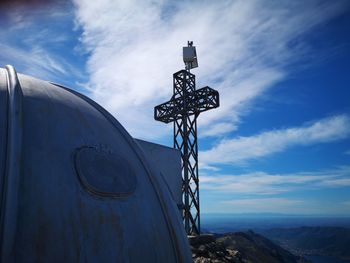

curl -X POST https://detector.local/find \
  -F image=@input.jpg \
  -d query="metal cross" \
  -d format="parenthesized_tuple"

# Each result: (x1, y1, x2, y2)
(154, 68, 219, 235)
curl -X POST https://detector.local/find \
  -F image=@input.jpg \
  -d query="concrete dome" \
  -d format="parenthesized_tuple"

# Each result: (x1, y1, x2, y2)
(0, 65, 191, 262)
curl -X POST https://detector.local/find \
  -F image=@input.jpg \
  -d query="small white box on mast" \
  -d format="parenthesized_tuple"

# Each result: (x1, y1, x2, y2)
(183, 41, 198, 70)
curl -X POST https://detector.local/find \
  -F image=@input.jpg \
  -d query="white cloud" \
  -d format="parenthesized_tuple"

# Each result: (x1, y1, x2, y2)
(0, 43, 83, 85)
(341, 200, 350, 207)
(220, 198, 304, 213)
(0, 2, 84, 84)
(201, 122, 238, 137)
(213, 196, 350, 214)
(73, 0, 348, 139)
(205, 196, 350, 214)
(201, 165, 350, 195)
(214, 197, 350, 214)
(222, 198, 303, 206)
(201, 114, 350, 165)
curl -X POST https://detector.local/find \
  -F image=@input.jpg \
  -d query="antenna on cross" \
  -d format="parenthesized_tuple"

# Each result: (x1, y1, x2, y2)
(183, 41, 198, 71)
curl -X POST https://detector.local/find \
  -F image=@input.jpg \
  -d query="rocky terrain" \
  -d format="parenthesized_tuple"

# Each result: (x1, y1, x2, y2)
(189, 231, 310, 263)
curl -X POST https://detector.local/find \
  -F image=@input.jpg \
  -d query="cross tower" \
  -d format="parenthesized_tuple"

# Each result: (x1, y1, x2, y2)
(154, 42, 219, 235)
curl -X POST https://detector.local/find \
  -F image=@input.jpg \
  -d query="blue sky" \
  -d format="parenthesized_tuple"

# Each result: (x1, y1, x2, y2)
(1, 0, 350, 215)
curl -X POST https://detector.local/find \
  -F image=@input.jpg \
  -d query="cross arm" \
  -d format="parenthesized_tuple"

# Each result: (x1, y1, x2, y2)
(154, 86, 220, 123)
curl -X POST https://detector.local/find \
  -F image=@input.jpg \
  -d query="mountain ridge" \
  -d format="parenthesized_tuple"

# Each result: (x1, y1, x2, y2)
(190, 231, 310, 263)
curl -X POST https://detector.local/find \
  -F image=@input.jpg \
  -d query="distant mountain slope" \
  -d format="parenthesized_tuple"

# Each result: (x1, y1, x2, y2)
(260, 227, 350, 260)
(190, 231, 310, 263)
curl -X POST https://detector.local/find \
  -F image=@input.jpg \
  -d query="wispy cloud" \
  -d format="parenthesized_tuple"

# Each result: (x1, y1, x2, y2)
(220, 198, 304, 213)
(216, 197, 350, 214)
(201, 121, 239, 138)
(73, 0, 348, 139)
(201, 114, 350, 165)
(341, 200, 350, 207)
(0, 1, 85, 86)
(0, 43, 82, 85)
(201, 165, 350, 195)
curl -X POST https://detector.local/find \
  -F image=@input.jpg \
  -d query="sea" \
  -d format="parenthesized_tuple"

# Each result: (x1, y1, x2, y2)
(201, 213, 350, 233)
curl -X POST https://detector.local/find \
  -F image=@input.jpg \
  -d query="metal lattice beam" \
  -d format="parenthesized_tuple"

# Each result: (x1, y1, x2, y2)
(154, 71, 219, 124)
(154, 69, 219, 235)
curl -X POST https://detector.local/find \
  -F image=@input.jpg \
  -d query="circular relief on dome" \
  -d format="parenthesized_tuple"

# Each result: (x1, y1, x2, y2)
(75, 147, 137, 197)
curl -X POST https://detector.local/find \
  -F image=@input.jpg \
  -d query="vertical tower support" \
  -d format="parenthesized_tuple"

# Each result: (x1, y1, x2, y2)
(173, 70, 200, 234)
